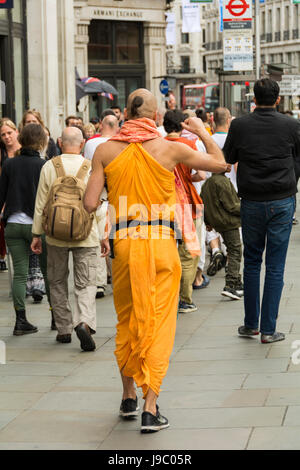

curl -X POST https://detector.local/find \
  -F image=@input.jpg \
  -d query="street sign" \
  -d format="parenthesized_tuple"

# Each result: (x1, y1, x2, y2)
(223, 0, 252, 29)
(279, 75, 300, 96)
(159, 79, 169, 96)
(0, 0, 14, 7)
(223, 30, 253, 71)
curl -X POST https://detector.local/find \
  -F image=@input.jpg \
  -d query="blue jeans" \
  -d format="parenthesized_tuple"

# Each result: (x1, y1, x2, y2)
(241, 197, 295, 335)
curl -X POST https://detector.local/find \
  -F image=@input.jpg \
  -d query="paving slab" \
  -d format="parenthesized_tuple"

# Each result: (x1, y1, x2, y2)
(247, 426, 300, 450)
(98, 428, 252, 450)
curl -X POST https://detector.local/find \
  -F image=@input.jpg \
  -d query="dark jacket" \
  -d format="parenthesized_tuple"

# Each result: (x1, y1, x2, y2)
(0, 148, 46, 225)
(201, 173, 241, 233)
(223, 108, 300, 202)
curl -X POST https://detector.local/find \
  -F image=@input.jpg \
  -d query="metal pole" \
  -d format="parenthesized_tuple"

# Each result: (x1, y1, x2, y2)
(255, 0, 261, 80)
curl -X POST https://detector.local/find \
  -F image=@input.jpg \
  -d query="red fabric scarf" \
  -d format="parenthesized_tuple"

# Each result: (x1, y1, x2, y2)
(109, 118, 161, 143)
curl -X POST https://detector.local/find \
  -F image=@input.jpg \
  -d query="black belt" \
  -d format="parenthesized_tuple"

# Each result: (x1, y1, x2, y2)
(109, 219, 182, 259)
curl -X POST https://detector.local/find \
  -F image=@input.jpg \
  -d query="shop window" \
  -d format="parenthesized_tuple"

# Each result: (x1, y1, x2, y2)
(88, 20, 143, 65)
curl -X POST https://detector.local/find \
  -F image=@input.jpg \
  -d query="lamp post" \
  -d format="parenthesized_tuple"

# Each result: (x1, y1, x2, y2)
(255, 0, 261, 80)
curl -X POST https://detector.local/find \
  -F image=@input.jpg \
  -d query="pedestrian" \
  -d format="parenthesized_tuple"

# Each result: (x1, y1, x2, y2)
(201, 166, 243, 300)
(83, 123, 96, 140)
(164, 109, 208, 313)
(0, 119, 21, 271)
(196, 108, 213, 135)
(65, 116, 80, 127)
(224, 78, 300, 343)
(84, 115, 119, 161)
(0, 123, 51, 336)
(31, 127, 100, 351)
(110, 106, 124, 127)
(84, 88, 226, 433)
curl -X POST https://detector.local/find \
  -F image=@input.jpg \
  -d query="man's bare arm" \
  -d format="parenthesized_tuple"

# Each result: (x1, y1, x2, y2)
(181, 117, 225, 168)
(84, 153, 105, 214)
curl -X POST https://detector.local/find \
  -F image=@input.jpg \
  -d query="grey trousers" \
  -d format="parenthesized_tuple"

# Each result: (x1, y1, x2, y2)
(47, 245, 98, 335)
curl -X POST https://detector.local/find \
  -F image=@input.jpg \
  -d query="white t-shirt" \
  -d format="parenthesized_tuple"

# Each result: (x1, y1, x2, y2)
(157, 126, 167, 137)
(7, 212, 33, 224)
(197, 132, 238, 192)
(84, 136, 110, 161)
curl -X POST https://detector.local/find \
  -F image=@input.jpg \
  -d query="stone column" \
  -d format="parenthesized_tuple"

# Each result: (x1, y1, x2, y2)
(144, 22, 167, 109)
(74, 1, 91, 122)
(26, 0, 61, 138)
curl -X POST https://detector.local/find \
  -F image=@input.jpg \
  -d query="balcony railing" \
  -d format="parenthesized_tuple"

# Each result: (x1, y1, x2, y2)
(166, 67, 196, 75)
(274, 31, 281, 41)
(266, 33, 273, 42)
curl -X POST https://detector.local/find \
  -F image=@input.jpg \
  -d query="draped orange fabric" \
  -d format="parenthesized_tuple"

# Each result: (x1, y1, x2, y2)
(105, 143, 181, 398)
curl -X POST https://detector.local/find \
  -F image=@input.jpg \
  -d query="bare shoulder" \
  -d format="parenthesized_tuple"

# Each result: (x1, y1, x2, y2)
(93, 140, 128, 168)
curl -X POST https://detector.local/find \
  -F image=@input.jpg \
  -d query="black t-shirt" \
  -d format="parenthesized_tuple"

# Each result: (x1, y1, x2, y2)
(223, 108, 300, 201)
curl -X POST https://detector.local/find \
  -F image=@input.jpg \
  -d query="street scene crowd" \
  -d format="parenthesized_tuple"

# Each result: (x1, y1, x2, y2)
(1, 78, 300, 435)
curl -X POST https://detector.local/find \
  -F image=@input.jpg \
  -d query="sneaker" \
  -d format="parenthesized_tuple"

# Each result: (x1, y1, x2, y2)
(0, 260, 7, 271)
(96, 286, 105, 299)
(221, 286, 242, 300)
(238, 325, 259, 337)
(119, 397, 139, 420)
(32, 289, 43, 303)
(178, 301, 197, 314)
(141, 406, 169, 434)
(235, 281, 244, 297)
(75, 322, 96, 352)
(261, 332, 285, 343)
(293, 218, 299, 225)
(207, 251, 225, 277)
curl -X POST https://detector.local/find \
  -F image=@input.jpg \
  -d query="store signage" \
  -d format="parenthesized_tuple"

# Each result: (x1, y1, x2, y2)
(166, 12, 176, 46)
(160, 80, 169, 96)
(190, 0, 213, 3)
(223, 0, 252, 29)
(279, 75, 300, 96)
(223, 30, 253, 71)
(0, 0, 14, 8)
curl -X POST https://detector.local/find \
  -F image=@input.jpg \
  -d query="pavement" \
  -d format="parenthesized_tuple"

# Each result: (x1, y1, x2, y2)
(1, 224, 300, 451)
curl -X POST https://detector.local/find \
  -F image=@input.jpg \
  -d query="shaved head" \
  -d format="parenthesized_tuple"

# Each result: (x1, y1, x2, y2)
(127, 88, 157, 120)
(60, 127, 84, 153)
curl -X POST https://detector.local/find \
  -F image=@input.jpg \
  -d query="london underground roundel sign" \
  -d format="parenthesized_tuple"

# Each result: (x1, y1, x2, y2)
(226, 0, 250, 16)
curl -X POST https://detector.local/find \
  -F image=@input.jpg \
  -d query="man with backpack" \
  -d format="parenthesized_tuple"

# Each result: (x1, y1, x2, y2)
(31, 127, 100, 351)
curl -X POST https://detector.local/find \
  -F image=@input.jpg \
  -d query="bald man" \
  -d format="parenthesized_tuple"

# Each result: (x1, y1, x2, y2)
(84, 115, 120, 161)
(84, 88, 226, 433)
(31, 127, 100, 352)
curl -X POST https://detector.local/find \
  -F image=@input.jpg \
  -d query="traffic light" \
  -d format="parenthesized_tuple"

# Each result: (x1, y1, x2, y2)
(245, 81, 250, 93)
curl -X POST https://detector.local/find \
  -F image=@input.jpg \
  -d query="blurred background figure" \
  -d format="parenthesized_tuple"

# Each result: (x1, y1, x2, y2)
(83, 123, 96, 140)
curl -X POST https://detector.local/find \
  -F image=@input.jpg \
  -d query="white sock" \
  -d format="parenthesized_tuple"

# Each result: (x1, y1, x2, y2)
(212, 248, 220, 256)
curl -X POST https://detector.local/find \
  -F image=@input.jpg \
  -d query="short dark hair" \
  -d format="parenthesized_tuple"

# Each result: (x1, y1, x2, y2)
(111, 106, 121, 112)
(100, 109, 116, 121)
(18, 124, 48, 152)
(195, 108, 208, 123)
(163, 110, 186, 134)
(254, 78, 280, 106)
(65, 116, 78, 126)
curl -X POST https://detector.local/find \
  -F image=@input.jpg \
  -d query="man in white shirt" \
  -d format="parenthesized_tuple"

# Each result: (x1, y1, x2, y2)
(84, 115, 119, 161)
(31, 127, 100, 351)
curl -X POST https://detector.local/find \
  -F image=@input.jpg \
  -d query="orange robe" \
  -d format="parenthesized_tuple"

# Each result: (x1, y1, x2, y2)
(105, 143, 181, 398)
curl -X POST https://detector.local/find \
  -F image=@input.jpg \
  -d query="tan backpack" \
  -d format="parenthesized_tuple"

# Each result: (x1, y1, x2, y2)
(42, 156, 94, 242)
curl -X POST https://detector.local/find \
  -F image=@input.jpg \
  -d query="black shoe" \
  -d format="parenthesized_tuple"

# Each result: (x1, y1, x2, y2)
(75, 322, 96, 352)
(50, 310, 57, 331)
(13, 310, 38, 336)
(56, 334, 72, 344)
(141, 406, 169, 434)
(96, 286, 105, 299)
(32, 289, 43, 303)
(221, 286, 242, 300)
(119, 397, 140, 420)
(0, 260, 7, 271)
(207, 251, 225, 277)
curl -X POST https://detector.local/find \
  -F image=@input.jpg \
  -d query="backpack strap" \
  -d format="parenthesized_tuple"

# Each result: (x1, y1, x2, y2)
(52, 156, 66, 178)
(76, 159, 91, 181)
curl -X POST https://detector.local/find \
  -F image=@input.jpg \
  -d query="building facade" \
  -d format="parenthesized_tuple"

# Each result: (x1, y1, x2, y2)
(166, 0, 206, 108)
(74, 0, 168, 121)
(0, 0, 28, 125)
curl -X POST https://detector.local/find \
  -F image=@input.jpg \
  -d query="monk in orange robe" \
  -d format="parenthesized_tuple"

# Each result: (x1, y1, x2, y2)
(84, 89, 226, 433)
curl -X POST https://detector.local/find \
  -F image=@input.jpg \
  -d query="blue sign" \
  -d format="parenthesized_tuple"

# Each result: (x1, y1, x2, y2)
(159, 79, 169, 96)
(0, 0, 14, 8)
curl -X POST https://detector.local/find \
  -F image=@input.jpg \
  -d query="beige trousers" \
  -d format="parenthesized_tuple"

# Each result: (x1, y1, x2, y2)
(47, 245, 98, 334)
(96, 202, 107, 287)
(178, 218, 202, 304)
